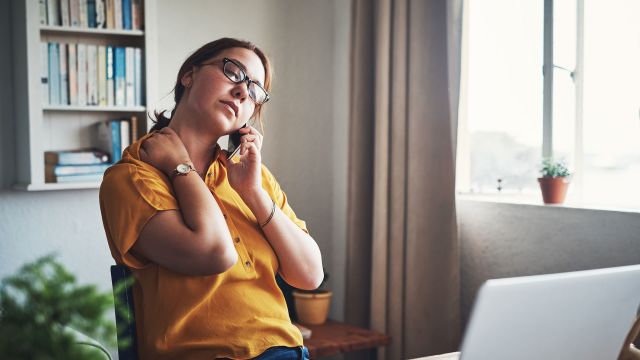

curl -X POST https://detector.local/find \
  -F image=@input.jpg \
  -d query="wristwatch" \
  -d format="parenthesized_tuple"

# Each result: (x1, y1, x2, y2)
(172, 163, 196, 179)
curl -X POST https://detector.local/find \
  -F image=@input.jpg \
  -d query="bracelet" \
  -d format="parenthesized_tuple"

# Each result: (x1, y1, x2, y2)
(260, 199, 276, 228)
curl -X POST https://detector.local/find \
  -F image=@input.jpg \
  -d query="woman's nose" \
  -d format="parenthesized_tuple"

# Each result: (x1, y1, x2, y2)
(232, 82, 249, 102)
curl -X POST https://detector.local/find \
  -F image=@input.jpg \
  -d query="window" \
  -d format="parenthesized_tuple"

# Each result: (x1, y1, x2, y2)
(458, 0, 640, 210)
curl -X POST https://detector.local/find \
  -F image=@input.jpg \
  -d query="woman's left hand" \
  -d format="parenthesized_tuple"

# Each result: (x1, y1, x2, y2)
(221, 125, 264, 197)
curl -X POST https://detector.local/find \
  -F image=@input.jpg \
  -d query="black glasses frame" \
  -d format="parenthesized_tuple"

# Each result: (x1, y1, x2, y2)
(221, 57, 270, 105)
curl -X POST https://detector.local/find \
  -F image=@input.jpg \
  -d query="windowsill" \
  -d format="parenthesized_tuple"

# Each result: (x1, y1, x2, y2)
(457, 192, 640, 215)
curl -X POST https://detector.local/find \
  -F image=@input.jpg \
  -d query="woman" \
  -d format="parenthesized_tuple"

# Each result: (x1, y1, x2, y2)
(100, 38, 323, 360)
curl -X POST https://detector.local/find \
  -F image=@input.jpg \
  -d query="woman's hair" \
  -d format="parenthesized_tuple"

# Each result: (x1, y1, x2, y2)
(149, 38, 272, 132)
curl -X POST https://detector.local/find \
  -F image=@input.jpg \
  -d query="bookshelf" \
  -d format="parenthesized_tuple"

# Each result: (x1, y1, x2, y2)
(11, 0, 158, 191)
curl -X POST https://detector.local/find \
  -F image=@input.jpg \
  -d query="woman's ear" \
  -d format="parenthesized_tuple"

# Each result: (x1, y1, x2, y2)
(181, 69, 194, 88)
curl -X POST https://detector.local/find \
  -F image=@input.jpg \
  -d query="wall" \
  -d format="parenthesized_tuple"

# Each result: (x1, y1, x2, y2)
(459, 199, 640, 330)
(0, 0, 350, 326)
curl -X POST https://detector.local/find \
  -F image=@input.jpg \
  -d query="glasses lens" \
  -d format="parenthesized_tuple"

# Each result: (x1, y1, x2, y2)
(223, 60, 244, 83)
(248, 82, 268, 105)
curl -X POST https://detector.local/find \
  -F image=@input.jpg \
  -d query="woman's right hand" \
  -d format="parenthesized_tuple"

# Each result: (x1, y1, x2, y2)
(139, 127, 192, 177)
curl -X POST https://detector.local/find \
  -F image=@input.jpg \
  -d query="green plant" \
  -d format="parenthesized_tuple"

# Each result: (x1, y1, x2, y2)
(539, 158, 571, 178)
(0, 254, 116, 359)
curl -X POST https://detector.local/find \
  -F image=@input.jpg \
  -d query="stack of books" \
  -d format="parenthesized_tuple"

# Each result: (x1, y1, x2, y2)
(39, 0, 143, 30)
(94, 116, 137, 164)
(42, 42, 143, 107)
(45, 148, 111, 183)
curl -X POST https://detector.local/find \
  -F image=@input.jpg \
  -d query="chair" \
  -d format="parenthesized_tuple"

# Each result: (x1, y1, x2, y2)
(619, 316, 640, 360)
(110, 265, 139, 360)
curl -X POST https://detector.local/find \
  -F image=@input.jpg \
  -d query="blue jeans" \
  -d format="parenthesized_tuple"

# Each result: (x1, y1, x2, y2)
(253, 346, 309, 359)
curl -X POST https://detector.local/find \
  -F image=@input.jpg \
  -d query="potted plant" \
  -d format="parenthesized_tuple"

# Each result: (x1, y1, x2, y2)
(538, 157, 572, 204)
(0, 255, 116, 359)
(292, 273, 332, 325)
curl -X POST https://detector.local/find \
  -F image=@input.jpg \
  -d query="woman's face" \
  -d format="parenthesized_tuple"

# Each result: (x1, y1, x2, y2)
(181, 47, 266, 136)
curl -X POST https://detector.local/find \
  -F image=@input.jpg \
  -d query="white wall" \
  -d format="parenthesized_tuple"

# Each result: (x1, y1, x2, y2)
(0, 0, 350, 325)
(459, 199, 640, 330)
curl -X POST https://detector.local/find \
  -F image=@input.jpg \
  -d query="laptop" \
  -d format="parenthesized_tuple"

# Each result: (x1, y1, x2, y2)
(458, 265, 640, 360)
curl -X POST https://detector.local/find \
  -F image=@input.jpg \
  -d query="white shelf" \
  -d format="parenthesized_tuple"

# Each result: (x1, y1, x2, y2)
(40, 25, 144, 37)
(43, 105, 146, 112)
(14, 182, 101, 191)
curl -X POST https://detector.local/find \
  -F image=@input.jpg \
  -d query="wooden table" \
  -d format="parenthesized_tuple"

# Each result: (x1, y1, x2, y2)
(301, 320, 391, 358)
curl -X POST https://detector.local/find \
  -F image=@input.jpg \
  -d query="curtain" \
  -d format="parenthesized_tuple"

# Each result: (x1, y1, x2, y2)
(346, 0, 463, 358)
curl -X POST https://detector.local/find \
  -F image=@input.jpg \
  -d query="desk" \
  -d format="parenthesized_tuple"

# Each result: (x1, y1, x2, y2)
(302, 320, 391, 358)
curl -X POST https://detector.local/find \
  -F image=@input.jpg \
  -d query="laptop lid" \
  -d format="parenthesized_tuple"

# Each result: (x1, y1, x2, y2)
(460, 265, 640, 360)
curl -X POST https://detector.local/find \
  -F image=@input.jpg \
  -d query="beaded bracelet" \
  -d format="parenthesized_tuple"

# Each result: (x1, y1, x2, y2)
(260, 199, 276, 228)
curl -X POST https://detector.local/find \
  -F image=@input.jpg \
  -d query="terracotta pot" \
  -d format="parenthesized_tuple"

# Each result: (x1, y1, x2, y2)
(537, 177, 570, 204)
(292, 290, 332, 325)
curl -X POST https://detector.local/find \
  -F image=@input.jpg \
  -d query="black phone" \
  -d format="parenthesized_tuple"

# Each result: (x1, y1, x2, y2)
(227, 123, 247, 159)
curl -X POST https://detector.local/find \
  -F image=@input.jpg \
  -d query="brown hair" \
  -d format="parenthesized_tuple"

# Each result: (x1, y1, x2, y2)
(149, 38, 272, 132)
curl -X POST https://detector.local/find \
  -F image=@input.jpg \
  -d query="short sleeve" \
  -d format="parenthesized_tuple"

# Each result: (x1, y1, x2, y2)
(260, 165, 309, 234)
(99, 163, 179, 268)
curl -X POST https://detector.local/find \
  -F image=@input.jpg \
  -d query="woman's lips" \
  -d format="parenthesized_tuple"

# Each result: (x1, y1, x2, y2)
(220, 100, 238, 117)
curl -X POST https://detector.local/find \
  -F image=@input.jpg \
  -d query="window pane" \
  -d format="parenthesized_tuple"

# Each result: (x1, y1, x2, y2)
(583, 0, 640, 209)
(466, 0, 543, 193)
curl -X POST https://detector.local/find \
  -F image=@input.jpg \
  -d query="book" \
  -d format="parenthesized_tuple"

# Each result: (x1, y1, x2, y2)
(46, 172, 105, 183)
(125, 47, 134, 106)
(134, 47, 142, 106)
(120, 119, 130, 155)
(87, 0, 96, 28)
(46, 163, 111, 176)
(98, 45, 107, 105)
(130, 115, 138, 141)
(77, 43, 87, 105)
(70, 0, 80, 27)
(47, 0, 60, 26)
(59, 43, 68, 105)
(114, 47, 125, 106)
(68, 43, 77, 105)
(60, 0, 70, 26)
(105, 0, 114, 29)
(79, 0, 87, 27)
(95, 0, 105, 28)
(106, 46, 115, 106)
(87, 45, 98, 105)
(131, 0, 142, 30)
(45, 149, 110, 165)
(40, 42, 49, 105)
(114, 0, 122, 29)
(122, 0, 131, 29)
(95, 120, 121, 163)
(39, 0, 48, 25)
(48, 42, 60, 105)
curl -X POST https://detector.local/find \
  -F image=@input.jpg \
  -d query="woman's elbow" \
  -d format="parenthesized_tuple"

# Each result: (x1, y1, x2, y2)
(190, 235, 238, 276)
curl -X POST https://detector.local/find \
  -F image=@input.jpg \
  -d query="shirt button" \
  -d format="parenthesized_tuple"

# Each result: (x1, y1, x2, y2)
(234, 237, 240, 243)
(207, 172, 212, 177)
(245, 261, 251, 267)
(223, 214, 227, 218)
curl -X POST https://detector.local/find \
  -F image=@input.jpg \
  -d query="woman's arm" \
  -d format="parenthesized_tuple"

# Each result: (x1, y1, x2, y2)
(133, 127, 237, 276)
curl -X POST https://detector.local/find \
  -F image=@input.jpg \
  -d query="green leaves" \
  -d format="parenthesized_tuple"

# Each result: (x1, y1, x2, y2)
(0, 254, 115, 359)
(539, 158, 572, 178)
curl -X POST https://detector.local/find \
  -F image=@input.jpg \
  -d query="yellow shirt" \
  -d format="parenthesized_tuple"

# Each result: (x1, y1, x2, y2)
(99, 133, 306, 360)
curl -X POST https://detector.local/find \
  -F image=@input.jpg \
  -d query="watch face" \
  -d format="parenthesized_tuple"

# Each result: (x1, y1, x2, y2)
(177, 163, 191, 174)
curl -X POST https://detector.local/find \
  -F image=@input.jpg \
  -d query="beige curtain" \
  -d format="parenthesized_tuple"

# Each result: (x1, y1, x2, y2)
(346, 0, 463, 359)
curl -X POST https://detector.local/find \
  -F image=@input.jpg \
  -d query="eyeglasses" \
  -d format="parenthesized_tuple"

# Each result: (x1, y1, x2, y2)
(204, 57, 269, 105)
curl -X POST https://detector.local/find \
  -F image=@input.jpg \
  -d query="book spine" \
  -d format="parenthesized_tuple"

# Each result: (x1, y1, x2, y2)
(114, 47, 125, 106)
(131, 0, 142, 30)
(98, 46, 107, 106)
(111, 120, 122, 162)
(47, 0, 60, 26)
(41, 42, 49, 105)
(87, 45, 98, 105)
(114, 0, 122, 29)
(79, 0, 87, 27)
(49, 173, 105, 183)
(106, 46, 114, 106)
(45, 150, 109, 165)
(59, 43, 68, 105)
(125, 47, 134, 106)
(70, 0, 80, 27)
(130, 115, 138, 141)
(49, 43, 60, 105)
(122, 0, 131, 30)
(60, 0, 70, 26)
(105, 0, 114, 29)
(95, 0, 105, 28)
(87, 0, 96, 28)
(134, 47, 142, 106)
(77, 43, 87, 106)
(39, 0, 48, 25)
(120, 119, 130, 155)
(68, 43, 77, 105)
(50, 163, 111, 176)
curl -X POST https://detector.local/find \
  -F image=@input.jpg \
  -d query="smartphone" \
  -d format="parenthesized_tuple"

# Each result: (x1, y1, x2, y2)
(227, 123, 247, 159)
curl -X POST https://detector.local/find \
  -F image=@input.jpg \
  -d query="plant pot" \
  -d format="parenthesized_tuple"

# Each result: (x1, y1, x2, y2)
(538, 177, 570, 204)
(292, 290, 332, 325)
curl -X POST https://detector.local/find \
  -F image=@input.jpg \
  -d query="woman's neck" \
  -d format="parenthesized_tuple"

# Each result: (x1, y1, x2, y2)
(168, 108, 221, 178)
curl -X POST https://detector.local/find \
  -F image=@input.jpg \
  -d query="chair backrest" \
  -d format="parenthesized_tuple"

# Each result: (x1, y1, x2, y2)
(110, 265, 139, 360)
